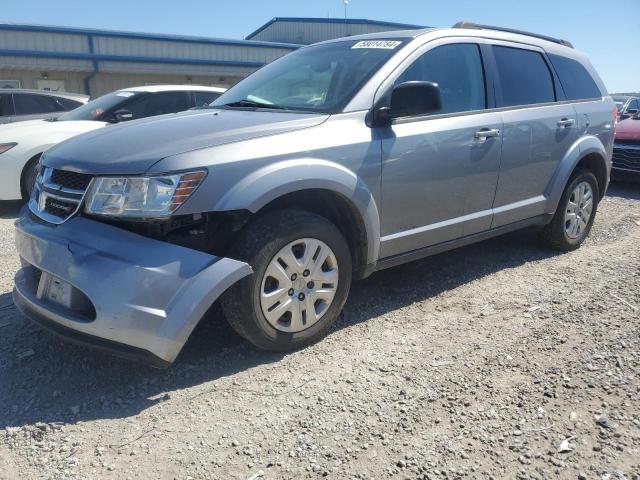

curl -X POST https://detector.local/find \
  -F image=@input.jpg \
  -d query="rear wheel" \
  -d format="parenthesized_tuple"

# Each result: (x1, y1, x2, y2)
(221, 209, 352, 351)
(540, 169, 599, 251)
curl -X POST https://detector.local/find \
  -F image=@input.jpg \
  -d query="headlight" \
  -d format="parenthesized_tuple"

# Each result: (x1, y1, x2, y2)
(0, 143, 17, 154)
(84, 170, 206, 217)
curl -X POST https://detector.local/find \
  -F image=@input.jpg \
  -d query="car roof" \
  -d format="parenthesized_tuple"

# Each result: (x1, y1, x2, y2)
(0, 88, 89, 101)
(317, 25, 578, 56)
(119, 85, 227, 93)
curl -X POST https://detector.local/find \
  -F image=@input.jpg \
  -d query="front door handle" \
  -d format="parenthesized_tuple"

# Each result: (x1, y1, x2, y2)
(557, 118, 575, 128)
(474, 128, 500, 140)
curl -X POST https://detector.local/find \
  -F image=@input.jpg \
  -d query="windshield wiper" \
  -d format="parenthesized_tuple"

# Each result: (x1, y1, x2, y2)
(222, 99, 289, 110)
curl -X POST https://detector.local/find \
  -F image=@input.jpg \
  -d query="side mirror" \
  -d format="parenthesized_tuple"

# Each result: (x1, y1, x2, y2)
(111, 109, 133, 123)
(373, 81, 442, 126)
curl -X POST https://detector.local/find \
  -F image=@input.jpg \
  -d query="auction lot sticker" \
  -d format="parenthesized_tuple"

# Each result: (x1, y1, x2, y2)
(352, 40, 402, 49)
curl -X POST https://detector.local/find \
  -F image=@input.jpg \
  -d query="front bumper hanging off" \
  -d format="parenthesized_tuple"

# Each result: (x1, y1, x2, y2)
(13, 208, 252, 367)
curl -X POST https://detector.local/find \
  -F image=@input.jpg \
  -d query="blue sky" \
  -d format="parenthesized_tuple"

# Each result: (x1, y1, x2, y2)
(3, 0, 639, 92)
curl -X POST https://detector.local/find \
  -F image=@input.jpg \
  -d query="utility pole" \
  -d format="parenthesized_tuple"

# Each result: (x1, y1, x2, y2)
(343, 0, 349, 36)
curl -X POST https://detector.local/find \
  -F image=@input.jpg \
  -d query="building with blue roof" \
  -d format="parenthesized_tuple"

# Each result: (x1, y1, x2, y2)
(0, 18, 424, 97)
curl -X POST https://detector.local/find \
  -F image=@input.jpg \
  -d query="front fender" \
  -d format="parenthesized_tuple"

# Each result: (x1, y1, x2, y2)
(545, 135, 609, 214)
(215, 158, 381, 266)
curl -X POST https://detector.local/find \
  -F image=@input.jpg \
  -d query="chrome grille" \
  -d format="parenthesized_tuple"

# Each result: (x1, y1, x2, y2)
(50, 169, 93, 191)
(612, 143, 640, 173)
(29, 167, 93, 224)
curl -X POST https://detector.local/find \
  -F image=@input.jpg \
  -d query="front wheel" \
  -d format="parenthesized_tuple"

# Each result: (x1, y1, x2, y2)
(540, 169, 599, 251)
(221, 209, 352, 351)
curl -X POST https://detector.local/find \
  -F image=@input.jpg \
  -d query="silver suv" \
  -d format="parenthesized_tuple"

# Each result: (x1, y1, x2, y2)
(14, 23, 615, 367)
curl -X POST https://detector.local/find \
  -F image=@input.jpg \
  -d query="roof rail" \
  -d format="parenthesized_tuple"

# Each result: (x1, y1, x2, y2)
(452, 21, 574, 48)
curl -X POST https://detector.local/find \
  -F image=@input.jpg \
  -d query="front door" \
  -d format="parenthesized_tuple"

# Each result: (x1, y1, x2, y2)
(379, 41, 503, 258)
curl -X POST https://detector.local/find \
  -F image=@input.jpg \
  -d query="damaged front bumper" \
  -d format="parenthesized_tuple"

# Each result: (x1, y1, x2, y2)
(13, 208, 252, 367)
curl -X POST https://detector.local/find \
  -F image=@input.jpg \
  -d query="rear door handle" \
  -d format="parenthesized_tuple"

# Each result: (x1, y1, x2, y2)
(557, 118, 575, 128)
(474, 128, 500, 140)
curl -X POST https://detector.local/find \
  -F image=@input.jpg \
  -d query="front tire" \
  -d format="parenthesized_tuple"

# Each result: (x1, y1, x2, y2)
(21, 154, 41, 200)
(221, 209, 352, 351)
(540, 169, 599, 251)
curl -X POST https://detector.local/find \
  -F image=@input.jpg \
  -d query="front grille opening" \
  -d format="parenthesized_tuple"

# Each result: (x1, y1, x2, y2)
(50, 169, 93, 191)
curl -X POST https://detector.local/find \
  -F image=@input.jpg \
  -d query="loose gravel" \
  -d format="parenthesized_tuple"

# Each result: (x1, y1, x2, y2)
(0, 185, 639, 480)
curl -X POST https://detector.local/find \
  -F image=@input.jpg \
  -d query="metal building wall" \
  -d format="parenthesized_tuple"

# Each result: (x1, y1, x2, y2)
(0, 24, 298, 97)
(247, 18, 425, 44)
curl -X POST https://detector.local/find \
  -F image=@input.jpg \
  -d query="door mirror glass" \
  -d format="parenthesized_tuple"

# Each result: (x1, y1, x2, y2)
(376, 81, 442, 124)
(111, 109, 133, 123)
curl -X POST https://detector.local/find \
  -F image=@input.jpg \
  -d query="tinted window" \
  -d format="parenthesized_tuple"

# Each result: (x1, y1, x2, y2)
(56, 97, 84, 111)
(59, 91, 143, 121)
(493, 46, 555, 107)
(397, 43, 486, 114)
(126, 91, 190, 119)
(0, 94, 10, 116)
(627, 99, 639, 112)
(193, 91, 222, 107)
(548, 54, 601, 100)
(13, 93, 62, 115)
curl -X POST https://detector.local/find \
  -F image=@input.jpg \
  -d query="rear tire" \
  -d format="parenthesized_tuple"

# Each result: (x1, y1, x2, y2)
(221, 209, 352, 351)
(539, 169, 599, 251)
(21, 154, 41, 200)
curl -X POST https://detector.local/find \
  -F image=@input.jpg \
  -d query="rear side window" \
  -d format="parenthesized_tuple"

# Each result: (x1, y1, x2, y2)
(193, 91, 222, 107)
(56, 97, 84, 111)
(397, 43, 486, 114)
(13, 93, 63, 115)
(493, 46, 555, 107)
(548, 54, 601, 100)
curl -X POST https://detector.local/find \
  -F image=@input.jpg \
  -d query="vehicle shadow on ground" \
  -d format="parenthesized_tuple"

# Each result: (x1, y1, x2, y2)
(0, 200, 24, 219)
(606, 180, 640, 200)
(0, 226, 561, 429)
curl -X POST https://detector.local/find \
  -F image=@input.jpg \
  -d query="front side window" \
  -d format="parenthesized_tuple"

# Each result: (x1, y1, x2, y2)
(193, 91, 222, 107)
(13, 94, 62, 115)
(212, 39, 406, 114)
(396, 43, 486, 115)
(493, 46, 555, 107)
(125, 91, 190, 119)
(548, 54, 601, 100)
(58, 91, 144, 121)
(55, 97, 84, 111)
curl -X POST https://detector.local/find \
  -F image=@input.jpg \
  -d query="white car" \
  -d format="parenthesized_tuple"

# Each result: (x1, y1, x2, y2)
(0, 85, 226, 200)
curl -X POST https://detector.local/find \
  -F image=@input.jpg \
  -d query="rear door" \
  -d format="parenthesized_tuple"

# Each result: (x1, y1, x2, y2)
(489, 43, 579, 227)
(379, 39, 503, 258)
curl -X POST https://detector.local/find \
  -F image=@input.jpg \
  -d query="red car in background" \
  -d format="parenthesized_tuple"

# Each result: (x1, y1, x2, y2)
(613, 111, 640, 179)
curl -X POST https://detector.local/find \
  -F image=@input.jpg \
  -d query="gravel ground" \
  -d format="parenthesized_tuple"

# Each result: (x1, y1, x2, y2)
(0, 184, 639, 480)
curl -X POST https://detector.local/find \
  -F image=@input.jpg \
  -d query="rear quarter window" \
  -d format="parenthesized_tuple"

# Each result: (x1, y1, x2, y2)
(492, 46, 556, 107)
(548, 54, 602, 100)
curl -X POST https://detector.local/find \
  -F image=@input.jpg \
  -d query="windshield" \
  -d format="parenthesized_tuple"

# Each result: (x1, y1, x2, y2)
(212, 39, 406, 114)
(58, 91, 143, 121)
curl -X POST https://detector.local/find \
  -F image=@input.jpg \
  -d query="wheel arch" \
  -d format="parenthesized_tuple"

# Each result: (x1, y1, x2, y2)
(214, 159, 381, 278)
(545, 135, 610, 214)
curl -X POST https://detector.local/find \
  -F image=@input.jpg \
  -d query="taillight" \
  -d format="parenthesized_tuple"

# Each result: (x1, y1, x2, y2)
(613, 106, 619, 128)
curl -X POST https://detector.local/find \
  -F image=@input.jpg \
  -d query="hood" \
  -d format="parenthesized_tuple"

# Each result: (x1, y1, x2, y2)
(42, 109, 329, 175)
(615, 117, 640, 141)
(0, 119, 105, 141)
